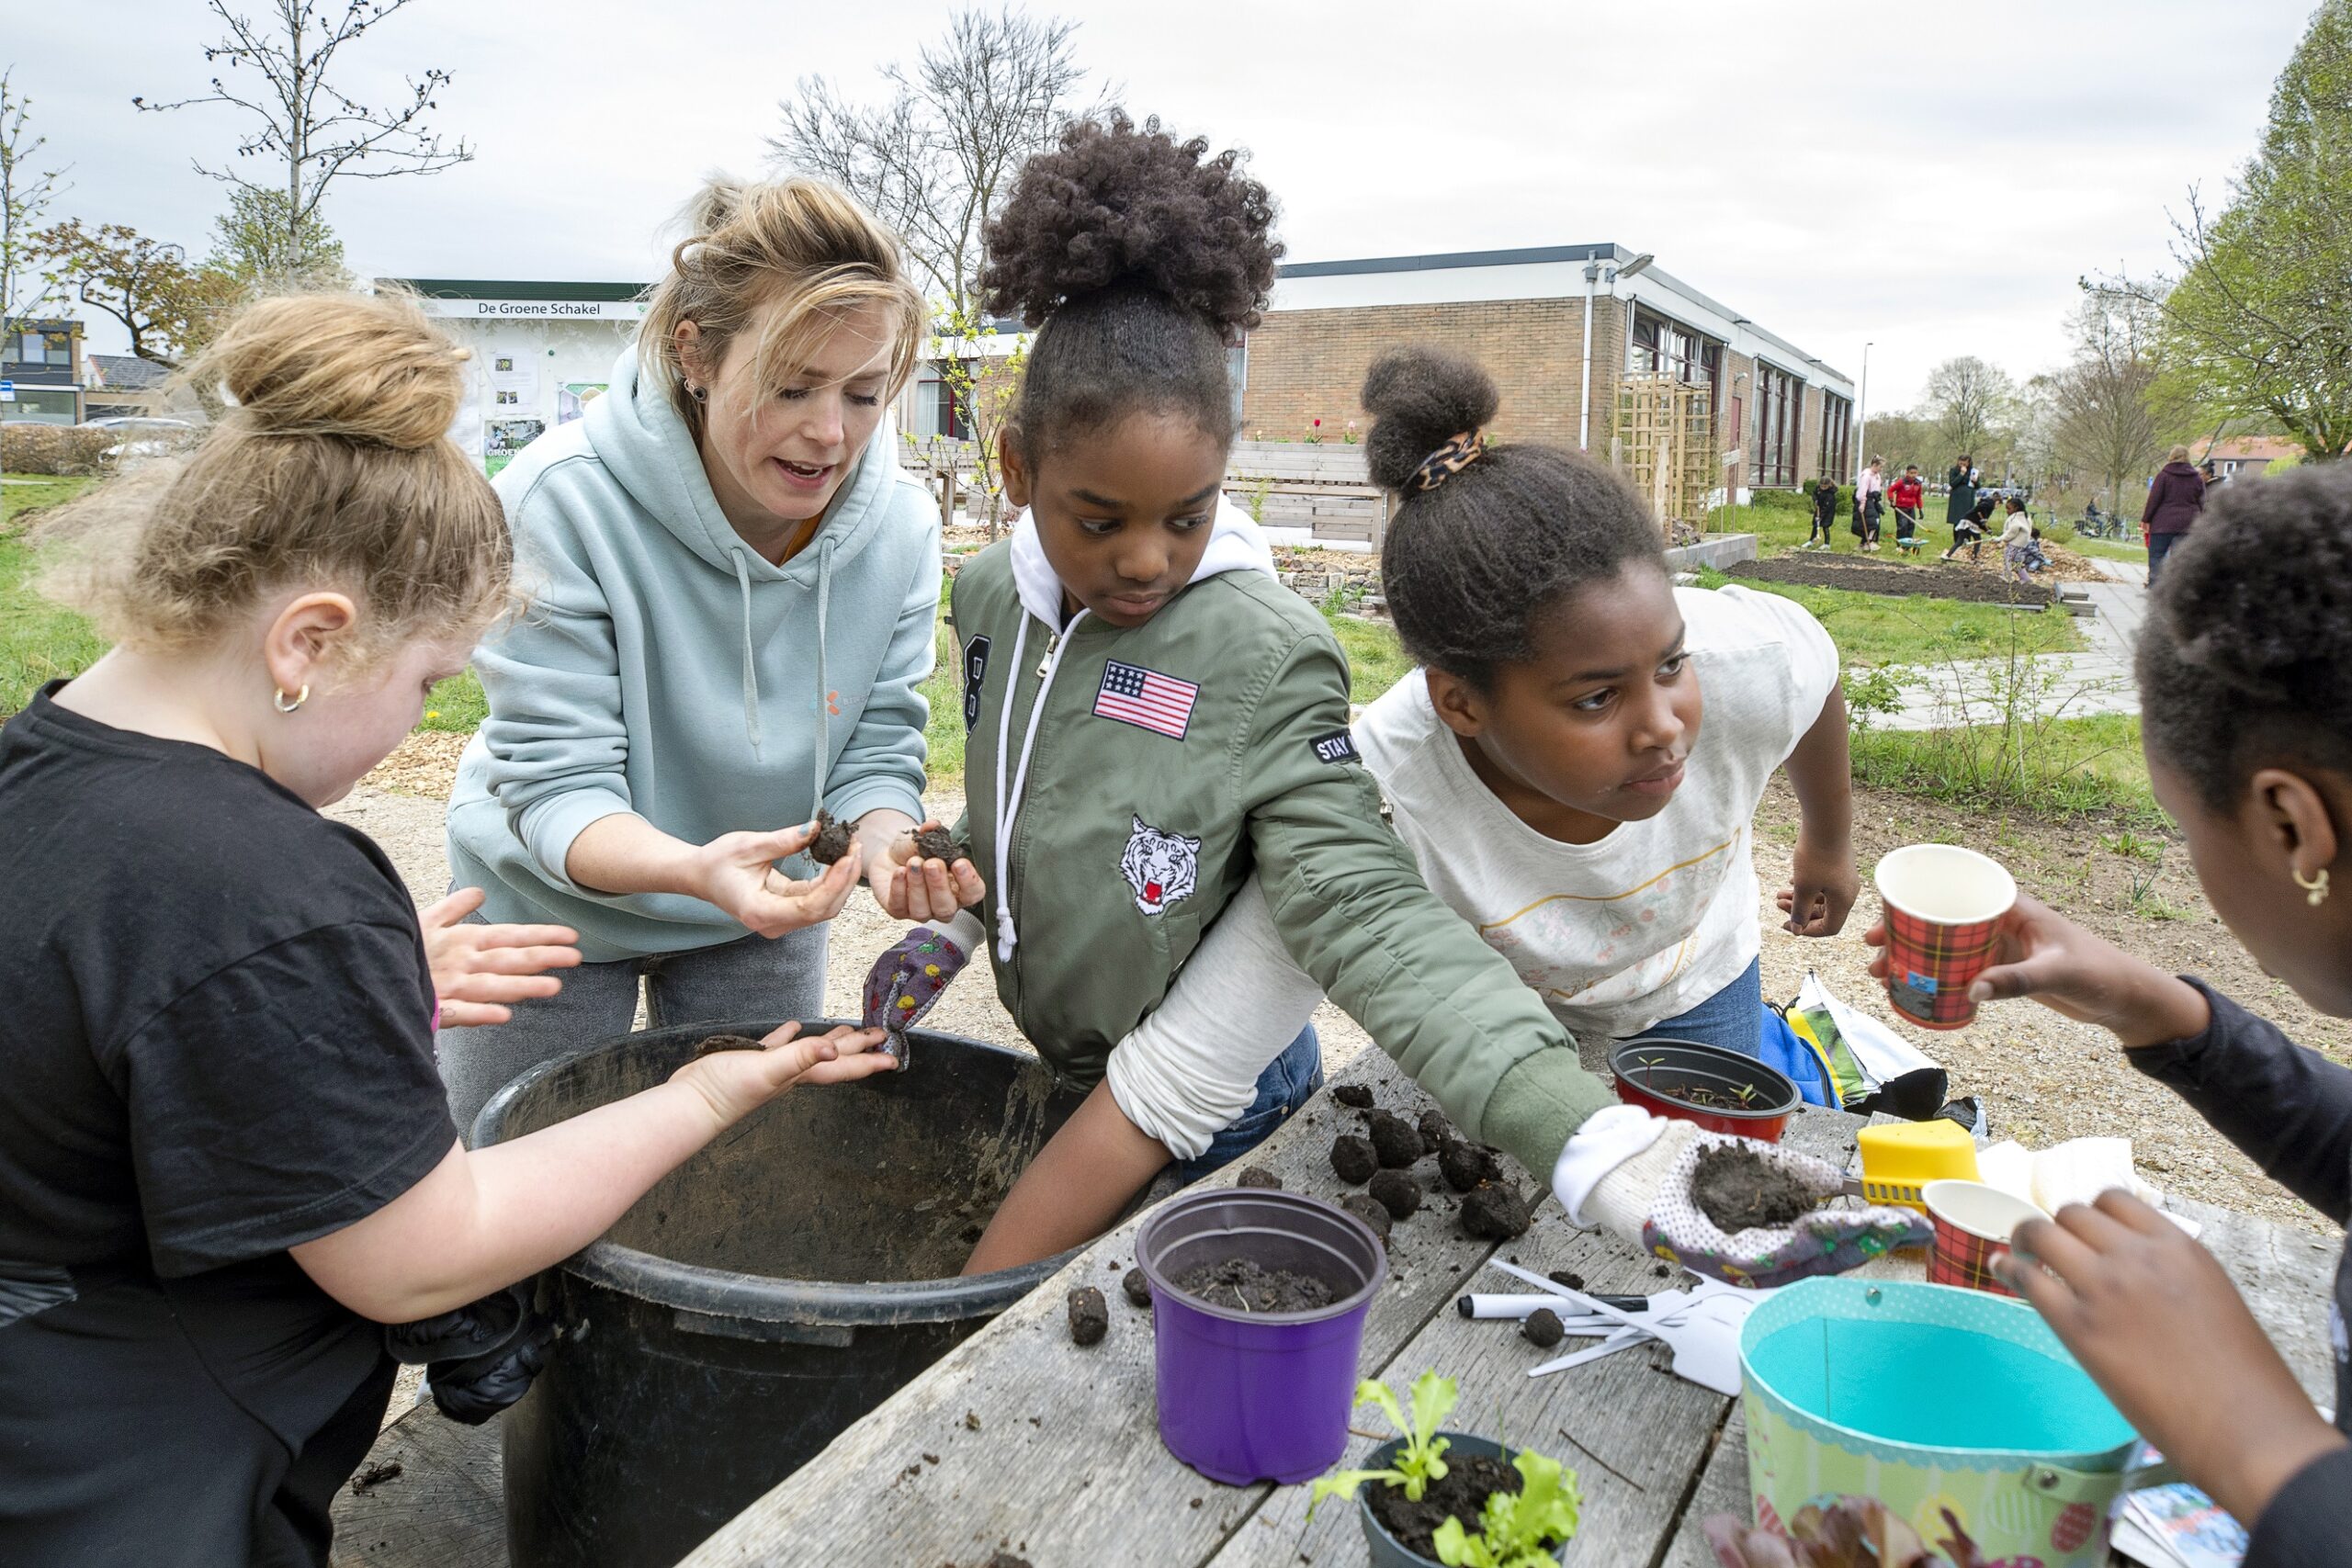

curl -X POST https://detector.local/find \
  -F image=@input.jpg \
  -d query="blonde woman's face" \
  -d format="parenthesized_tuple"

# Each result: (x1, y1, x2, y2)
(688, 299, 897, 547)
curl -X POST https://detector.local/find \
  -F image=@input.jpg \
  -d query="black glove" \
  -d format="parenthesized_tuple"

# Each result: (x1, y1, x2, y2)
(383, 1281, 556, 1427)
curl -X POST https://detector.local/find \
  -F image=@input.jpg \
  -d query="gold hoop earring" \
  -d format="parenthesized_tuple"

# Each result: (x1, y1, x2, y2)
(274, 685, 309, 715)
(2295, 866, 2330, 907)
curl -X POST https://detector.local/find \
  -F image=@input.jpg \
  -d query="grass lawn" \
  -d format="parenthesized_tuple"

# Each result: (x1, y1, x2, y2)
(1693, 565, 2082, 669)
(2059, 533, 2149, 563)
(1850, 711, 2159, 822)
(3, 475, 105, 714)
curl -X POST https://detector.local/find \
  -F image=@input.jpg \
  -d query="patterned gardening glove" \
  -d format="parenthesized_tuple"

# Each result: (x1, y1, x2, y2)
(860, 911, 980, 1068)
(1555, 1106, 1929, 1289)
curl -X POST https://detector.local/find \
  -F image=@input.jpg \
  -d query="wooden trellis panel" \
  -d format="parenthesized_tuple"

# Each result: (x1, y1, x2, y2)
(1611, 374, 1717, 536)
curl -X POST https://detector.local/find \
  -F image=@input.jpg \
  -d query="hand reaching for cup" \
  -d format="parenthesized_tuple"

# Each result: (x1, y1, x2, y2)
(872, 820, 986, 923)
(420, 887, 582, 1027)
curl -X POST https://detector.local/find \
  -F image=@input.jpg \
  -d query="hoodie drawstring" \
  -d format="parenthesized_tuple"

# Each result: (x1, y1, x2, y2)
(813, 535, 834, 822)
(730, 551, 761, 753)
(991, 608, 1089, 963)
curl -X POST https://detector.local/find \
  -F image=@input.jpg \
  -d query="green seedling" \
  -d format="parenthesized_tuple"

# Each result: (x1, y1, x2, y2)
(1306, 1370, 1458, 1513)
(1431, 1449, 1584, 1567)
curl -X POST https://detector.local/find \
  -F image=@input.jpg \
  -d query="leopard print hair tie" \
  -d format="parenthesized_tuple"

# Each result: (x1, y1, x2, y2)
(1410, 430, 1485, 492)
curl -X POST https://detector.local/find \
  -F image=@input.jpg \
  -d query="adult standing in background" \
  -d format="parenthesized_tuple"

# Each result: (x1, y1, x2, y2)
(2142, 443, 2208, 586)
(439, 177, 970, 1138)
(1857, 456, 1886, 550)
(1945, 455, 1978, 552)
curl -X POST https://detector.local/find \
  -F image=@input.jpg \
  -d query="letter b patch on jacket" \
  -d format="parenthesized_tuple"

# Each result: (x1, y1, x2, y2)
(961, 635, 991, 730)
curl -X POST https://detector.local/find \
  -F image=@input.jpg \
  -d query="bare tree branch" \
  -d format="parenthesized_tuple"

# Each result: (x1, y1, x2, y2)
(0, 69, 73, 328)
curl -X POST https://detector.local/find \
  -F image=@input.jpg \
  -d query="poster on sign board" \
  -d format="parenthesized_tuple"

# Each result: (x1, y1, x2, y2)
(488, 352, 540, 409)
(484, 418, 546, 477)
(558, 381, 608, 424)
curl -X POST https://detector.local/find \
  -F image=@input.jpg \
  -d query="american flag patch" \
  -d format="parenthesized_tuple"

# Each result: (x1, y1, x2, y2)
(1093, 660, 1198, 740)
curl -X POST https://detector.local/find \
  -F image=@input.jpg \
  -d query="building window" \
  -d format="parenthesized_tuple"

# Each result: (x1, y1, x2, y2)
(1751, 364, 1802, 489)
(1629, 310, 1719, 393)
(1817, 391, 1851, 481)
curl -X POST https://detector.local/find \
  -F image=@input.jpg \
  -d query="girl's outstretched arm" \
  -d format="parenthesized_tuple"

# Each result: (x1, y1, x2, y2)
(1775, 682, 1859, 937)
(291, 1021, 892, 1323)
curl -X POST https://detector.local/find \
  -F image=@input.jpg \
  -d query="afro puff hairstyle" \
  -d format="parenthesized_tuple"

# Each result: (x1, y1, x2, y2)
(1364, 345, 1666, 690)
(2138, 462, 2352, 811)
(979, 111, 1282, 460)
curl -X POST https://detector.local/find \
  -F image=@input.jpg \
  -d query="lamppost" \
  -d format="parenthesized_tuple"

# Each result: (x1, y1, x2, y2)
(1856, 341, 1873, 480)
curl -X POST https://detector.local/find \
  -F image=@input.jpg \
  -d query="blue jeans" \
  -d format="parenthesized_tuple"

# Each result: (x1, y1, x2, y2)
(1168, 1024, 1324, 1184)
(1625, 957, 1763, 1059)
(2147, 529, 2181, 586)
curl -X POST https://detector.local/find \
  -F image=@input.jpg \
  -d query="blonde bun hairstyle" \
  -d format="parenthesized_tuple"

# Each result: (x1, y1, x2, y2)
(40, 289, 512, 669)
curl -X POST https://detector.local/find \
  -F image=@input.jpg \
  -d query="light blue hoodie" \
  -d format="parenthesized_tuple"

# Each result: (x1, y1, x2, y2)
(445, 345, 941, 962)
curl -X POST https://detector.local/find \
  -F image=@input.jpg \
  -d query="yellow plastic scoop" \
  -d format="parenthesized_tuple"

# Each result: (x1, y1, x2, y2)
(1854, 1120, 1980, 1212)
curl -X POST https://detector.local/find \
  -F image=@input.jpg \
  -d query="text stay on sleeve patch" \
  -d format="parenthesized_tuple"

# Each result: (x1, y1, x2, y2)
(1309, 729, 1360, 765)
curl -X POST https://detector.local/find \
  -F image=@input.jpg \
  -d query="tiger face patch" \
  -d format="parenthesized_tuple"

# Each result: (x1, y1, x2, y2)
(1118, 816, 1200, 918)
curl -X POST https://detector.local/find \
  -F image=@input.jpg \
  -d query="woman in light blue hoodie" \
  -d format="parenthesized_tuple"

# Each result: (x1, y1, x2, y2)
(441, 179, 956, 1135)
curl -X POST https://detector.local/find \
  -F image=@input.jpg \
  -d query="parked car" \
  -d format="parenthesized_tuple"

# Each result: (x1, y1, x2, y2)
(86, 416, 198, 462)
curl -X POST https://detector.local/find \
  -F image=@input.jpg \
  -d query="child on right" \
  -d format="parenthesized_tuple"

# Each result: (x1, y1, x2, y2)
(1871, 465, 2352, 1565)
(1998, 495, 2034, 584)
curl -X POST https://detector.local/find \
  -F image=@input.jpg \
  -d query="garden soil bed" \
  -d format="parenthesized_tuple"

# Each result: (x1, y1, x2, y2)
(1729, 555, 2055, 606)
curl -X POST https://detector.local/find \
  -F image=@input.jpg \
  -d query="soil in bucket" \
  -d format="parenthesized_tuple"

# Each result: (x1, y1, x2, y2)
(1370, 1455, 1522, 1560)
(1690, 1144, 1817, 1233)
(1172, 1258, 1336, 1314)
(480, 1017, 1089, 1568)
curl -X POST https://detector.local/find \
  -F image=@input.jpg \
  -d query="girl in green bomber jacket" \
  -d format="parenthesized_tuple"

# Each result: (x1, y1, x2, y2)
(863, 114, 1616, 1271)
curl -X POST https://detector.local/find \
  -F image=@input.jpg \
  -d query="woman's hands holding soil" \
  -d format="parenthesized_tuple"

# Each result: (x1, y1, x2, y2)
(1862, 894, 2211, 1048)
(420, 887, 582, 1026)
(1777, 829, 1860, 937)
(692, 821, 863, 939)
(872, 820, 986, 923)
(1998, 1190, 2346, 1529)
(667, 1021, 897, 1131)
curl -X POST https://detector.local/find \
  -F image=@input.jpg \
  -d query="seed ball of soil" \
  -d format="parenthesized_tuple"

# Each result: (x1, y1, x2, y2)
(1521, 1308, 1566, 1349)
(1366, 1168, 1422, 1221)
(1364, 1111, 1425, 1169)
(1329, 1134, 1378, 1185)
(1689, 1143, 1818, 1233)
(690, 1032, 763, 1058)
(1331, 1084, 1375, 1110)
(1460, 1183, 1532, 1240)
(1235, 1166, 1283, 1190)
(1438, 1138, 1502, 1193)
(1547, 1269, 1586, 1292)
(909, 824, 970, 865)
(1067, 1286, 1109, 1346)
(1121, 1267, 1152, 1309)
(1417, 1109, 1456, 1148)
(808, 809, 856, 865)
(1340, 1193, 1394, 1242)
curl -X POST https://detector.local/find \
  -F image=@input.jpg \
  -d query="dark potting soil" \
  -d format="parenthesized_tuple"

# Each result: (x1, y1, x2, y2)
(808, 809, 856, 865)
(910, 824, 970, 864)
(1330, 1134, 1379, 1185)
(1690, 1143, 1818, 1233)
(1121, 1267, 1152, 1309)
(1367, 1168, 1422, 1221)
(1235, 1165, 1283, 1190)
(1460, 1183, 1532, 1240)
(1418, 1109, 1457, 1148)
(1370, 1453, 1525, 1561)
(1521, 1308, 1565, 1348)
(1727, 554, 2056, 607)
(1172, 1257, 1337, 1314)
(1341, 1193, 1394, 1242)
(1365, 1110, 1425, 1168)
(690, 1032, 763, 1058)
(1547, 1269, 1586, 1292)
(1437, 1139, 1501, 1193)
(1332, 1083, 1376, 1110)
(1067, 1286, 1108, 1346)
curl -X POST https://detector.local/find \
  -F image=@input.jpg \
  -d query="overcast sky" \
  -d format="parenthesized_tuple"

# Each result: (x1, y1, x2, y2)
(13, 0, 2314, 411)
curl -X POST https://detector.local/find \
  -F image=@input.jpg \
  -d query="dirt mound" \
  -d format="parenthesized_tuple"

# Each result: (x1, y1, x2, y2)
(1729, 555, 2055, 606)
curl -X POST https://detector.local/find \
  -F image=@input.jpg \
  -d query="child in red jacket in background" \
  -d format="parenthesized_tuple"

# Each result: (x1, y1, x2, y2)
(1888, 464, 1927, 554)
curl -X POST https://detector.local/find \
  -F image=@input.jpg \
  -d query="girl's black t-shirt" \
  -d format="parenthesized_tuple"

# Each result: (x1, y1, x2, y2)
(0, 687, 456, 1566)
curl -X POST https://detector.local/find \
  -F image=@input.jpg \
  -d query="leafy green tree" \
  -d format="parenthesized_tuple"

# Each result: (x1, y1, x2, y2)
(2110, 0, 2352, 460)
(210, 186, 348, 291)
(34, 219, 239, 367)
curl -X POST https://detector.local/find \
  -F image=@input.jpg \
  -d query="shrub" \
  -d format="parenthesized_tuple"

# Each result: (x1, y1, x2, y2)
(1, 423, 119, 476)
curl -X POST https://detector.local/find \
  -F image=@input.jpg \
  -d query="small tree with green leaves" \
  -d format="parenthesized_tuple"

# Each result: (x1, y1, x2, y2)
(933, 297, 1027, 535)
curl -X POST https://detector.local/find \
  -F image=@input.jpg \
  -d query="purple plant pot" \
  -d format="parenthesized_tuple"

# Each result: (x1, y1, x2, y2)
(1135, 1187, 1388, 1485)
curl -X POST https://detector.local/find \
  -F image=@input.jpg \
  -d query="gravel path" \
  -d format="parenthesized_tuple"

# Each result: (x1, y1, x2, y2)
(333, 747, 2332, 1235)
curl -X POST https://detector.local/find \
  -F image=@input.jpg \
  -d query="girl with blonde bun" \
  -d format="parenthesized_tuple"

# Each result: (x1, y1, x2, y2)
(0, 292, 889, 1564)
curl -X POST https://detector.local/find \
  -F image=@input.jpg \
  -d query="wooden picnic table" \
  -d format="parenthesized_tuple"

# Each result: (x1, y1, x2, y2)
(675, 1045, 2339, 1568)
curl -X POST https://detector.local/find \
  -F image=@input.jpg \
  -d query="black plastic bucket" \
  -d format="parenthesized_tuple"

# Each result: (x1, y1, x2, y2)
(474, 1017, 1087, 1568)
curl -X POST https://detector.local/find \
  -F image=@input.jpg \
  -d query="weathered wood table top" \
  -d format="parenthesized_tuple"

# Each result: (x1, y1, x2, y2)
(675, 1045, 2340, 1568)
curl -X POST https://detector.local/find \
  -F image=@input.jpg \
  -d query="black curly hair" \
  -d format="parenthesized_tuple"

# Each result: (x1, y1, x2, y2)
(979, 111, 1282, 460)
(1365, 346, 1665, 690)
(2138, 463, 2352, 810)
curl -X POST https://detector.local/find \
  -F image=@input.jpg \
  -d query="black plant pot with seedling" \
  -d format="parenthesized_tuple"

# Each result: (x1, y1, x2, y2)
(1355, 1432, 1517, 1568)
(1608, 1037, 1800, 1142)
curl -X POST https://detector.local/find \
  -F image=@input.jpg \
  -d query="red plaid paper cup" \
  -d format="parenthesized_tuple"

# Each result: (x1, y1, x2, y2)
(1874, 845, 2018, 1030)
(1923, 1179, 2045, 1297)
